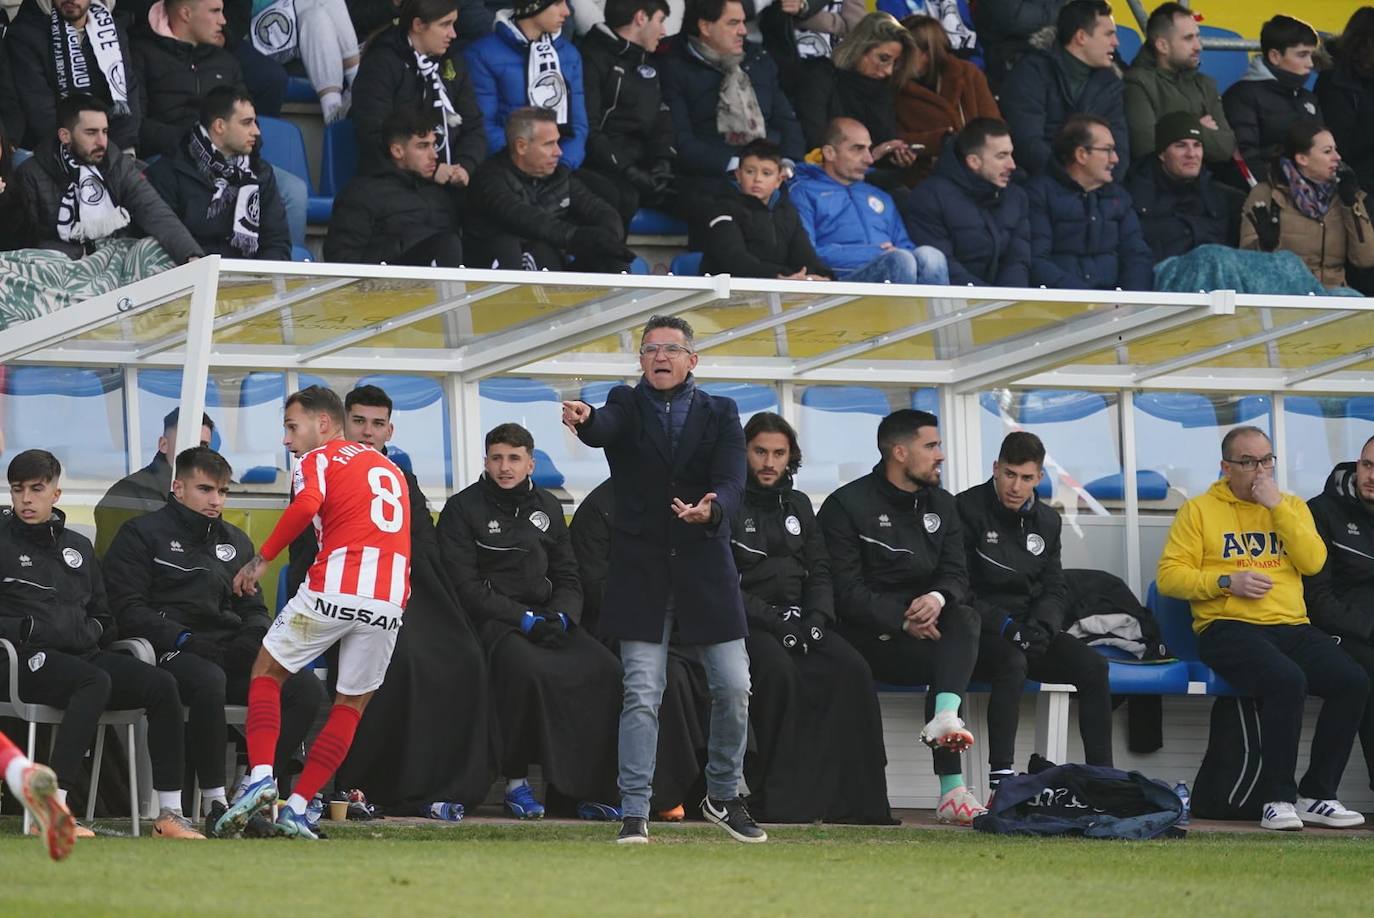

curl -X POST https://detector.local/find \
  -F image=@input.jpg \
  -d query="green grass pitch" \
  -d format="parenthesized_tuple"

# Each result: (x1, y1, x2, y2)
(2, 819, 1369, 916)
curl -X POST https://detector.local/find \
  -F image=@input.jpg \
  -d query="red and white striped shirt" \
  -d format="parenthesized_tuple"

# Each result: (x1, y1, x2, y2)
(260, 439, 412, 608)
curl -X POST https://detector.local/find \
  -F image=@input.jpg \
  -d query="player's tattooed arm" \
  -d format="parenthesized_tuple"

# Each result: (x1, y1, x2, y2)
(232, 553, 269, 597)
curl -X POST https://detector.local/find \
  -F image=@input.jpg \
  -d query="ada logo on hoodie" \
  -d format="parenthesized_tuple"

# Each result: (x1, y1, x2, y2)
(1221, 530, 1283, 561)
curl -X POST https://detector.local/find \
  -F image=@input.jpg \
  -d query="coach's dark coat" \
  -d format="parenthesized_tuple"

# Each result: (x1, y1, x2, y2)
(574, 376, 746, 644)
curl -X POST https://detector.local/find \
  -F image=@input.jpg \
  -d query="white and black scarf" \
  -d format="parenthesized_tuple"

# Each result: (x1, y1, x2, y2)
(49, 1, 130, 115)
(498, 12, 569, 126)
(55, 144, 130, 244)
(794, 0, 846, 60)
(250, 0, 299, 62)
(411, 39, 461, 164)
(187, 126, 260, 255)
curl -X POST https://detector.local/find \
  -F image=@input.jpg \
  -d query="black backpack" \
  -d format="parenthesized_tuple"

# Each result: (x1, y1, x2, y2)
(1191, 697, 1265, 820)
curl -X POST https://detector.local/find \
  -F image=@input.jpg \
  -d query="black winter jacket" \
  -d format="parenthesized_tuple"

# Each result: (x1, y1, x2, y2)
(729, 475, 833, 637)
(1316, 63, 1374, 195)
(1222, 56, 1320, 184)
(973, 0, 1059, 88)
(467, 148, 621, 249)
(144, 136, 291, 260)
(1000, 47, 1128, 181)
(0, 19, 27, 145)
(436, 474, 582, 645)
(701, 186, 830, 278)
(1305, 462, 1374, 641)
(798, 66, 898, 152)
(94, 453, 170, 558)
(660, 36, 804, 176)
(817, 466, 969, 638)
(323, 165, 459, 265)
(901, 141, 1032, 287)
(577, 23, 675, 174)
(102, 497, 267, 654)
(1026, 162, 1154, 291)
(955, 479, 1068, 633)
(568, 477, 613, 638)
(1123, 156, 1242, 262)
(351, 25, 488, 175)
(16, 140, 203, 262)
(0, 508, 115, 655)
(132, 30, 244, 158)
(8, 0, 143, 152)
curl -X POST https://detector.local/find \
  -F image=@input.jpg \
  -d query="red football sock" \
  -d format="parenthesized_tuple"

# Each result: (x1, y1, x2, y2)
(246, 677, 282, 770)
(292, 705, 362, 804)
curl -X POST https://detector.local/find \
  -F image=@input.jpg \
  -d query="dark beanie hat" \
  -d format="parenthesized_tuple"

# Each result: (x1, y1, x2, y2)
(513, 0, 557, 19)
(1155, 111, 1204, 154)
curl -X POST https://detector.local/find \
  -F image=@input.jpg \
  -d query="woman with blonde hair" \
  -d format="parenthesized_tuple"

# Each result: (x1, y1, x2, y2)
(895, 12, 999, 183)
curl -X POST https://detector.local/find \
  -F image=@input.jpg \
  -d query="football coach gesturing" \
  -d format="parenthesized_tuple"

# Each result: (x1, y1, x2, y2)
(562, 315, 765, 846)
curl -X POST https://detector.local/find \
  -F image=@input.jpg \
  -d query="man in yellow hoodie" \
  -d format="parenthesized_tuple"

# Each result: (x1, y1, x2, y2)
(1158, 425, 1369, 831)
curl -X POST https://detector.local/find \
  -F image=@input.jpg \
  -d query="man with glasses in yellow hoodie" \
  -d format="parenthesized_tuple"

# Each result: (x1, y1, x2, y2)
(1158, 425, 1369, 832)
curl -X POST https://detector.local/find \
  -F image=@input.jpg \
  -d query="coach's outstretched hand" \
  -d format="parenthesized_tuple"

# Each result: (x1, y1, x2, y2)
(672, 493, 716, 524)
(233, 553, 268, 596)
(561, 400, 591, 432)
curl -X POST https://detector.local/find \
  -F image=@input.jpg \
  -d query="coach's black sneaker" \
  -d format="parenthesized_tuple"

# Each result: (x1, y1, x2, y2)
(615, 816, 649, 845)
(701, 796, 767, 844)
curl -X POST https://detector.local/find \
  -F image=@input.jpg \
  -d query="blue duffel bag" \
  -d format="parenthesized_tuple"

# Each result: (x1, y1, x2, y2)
(972, 763, 1186, 840)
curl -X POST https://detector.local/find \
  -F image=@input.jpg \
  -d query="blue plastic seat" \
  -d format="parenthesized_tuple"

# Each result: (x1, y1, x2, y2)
(1, 367, 126, 481)
(479, 377, 606, 491)
(1116, 25, 1143, 67)
(911, 388, 938, 416)
(1147, 582, 1239, 695)
(579, 381, 619, 407)
(257, 116, 333, 225)
(136, 370, 224, 456)
(291, 244, 313, 262)
(284, 76, 316, 105)
(1018, 390, 1120, 501)
(356, 375, 451, 488)
(698, 382, 777, 423)
(629, 256, 651, 275)
(671, 252, 704, 276)
(317, 118, 358, 198)
(1083, 469, 1170, 501)
(1198, 27, 1250, 94)
(629, 208, 687, 236)
(797, 386, 890, 494)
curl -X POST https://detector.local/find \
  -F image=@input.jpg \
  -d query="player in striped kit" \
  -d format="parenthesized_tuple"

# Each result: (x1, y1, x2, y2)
(218, 386, 412, 839)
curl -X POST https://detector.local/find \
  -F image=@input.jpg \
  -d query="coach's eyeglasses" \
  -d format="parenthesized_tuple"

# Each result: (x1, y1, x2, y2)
(639, 343, 694, 358)
(1222, 454, 1277, 471)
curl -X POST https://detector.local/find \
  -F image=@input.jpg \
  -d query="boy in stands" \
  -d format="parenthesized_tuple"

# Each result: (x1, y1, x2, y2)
(218, 386, 412, 840)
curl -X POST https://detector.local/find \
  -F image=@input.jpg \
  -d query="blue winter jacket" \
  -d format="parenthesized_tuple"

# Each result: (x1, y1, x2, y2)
(1000, 47, 1129, 181)
(901, 141, 1032, 287)
(1025, 164, 1154, 291)
(788, 164, 913, 275)
(464, 12, 589, 168)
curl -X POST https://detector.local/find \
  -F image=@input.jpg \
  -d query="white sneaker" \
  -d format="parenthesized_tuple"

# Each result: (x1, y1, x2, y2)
(919, 710, 975, 753)
(1260, 801, 1303, 831)
(1295, 796, 1366, 828)
(936, 787, 987, 826)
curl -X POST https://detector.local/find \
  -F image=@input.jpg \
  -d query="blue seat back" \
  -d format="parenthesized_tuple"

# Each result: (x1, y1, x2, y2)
(1, 367, 126, 481)
(699, 382, 777, 425)
(356, 374, 451, 488)
(257, 116, 313, 192)
(1116, 25, 1143, 67)
(671, 252, 704, 276)
(1019, 390, 1119, 500)
(797, 386, 889, 493)
(137, 370, 224, 457)
(318, 118, 358, 198)
(1198, 27, 1249, 94)
(479, 377, 606, 491)
(1148, 582, 1199, 662)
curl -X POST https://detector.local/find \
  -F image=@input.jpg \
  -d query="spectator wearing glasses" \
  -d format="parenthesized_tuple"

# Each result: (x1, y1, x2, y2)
(1158, 425, 1369, 832)
(1026, 114, 1153, 290)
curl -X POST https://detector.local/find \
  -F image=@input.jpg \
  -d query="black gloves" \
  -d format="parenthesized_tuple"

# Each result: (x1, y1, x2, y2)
(1247, 201, 1281, 252)
(521, 611, 569, 649)
(1002, 617, 1051, 658)
(648, 159, 673, 194)
(1338, 166, 1361, 207)
(776, 605, 804, 651)
(179, 633, 226, 664)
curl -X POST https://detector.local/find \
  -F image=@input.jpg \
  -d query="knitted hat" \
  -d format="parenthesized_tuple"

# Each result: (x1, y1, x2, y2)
(513, 0, 557, 19)
(1154, 111, 1204, 154)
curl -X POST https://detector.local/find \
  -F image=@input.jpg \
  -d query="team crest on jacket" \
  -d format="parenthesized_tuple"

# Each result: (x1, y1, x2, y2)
(62, 547, 82, 568)
(528, 510, 550, 532)
(744, 518, 757, 533)
(923, 512, 941, 533)
(1026, 533, 1045, 556)
(215, 543, 237, 562)
(867, 195, 885, 214)
(28, 652, 45, 672)
(638, 64, 656, 78)
(784, 514, 801, 536)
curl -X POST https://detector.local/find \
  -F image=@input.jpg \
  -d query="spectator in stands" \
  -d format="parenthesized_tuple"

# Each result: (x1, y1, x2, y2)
(701, 138, 830, 279)
(560, 315, 764, 845)
(816, 409, 986, 825)
(146, 86, 290, 260)
(571, 0, 683, 37)
(133, 0, 243, 157)
(464, 0, 589, 169)
(730, 412, 892, 824)
(102, 445, 326, 830)
(1, 449, 203, 838)
(1125, 111, 1243, 263)
(1124, 3, 1235, 167)
(0, 116, 34, 253)
(1222, 15, 1320, 185)
(577, 0, 676, 224)
(957, 431, 1114, 790)
(351, 0, 487, 180)
(661, 0, 803, 215)
(900, 118, 1030, 287)
(1319, 8, 1374, 195)
(1026, 114, 1154, 290)
(247, 0, 360, 123)
(1158, 425, 1369, 831)
(970, 0, 1057, 92)
(0, 12, 26, 145)
(1306, 437, 1374, 791)
(1000, 0, 1128, 181)
(788, 117, 949, 285)
(94, 406, 213, 557)
(756, 0, 866, 133)
(466, 105, 633, 271)
(437, 422, 622, 822)
(894, 13, 999, 185)
(352, 0, 492, 47)
(1240, 120, 1374, 290)
(794, 11, 916, 183)
(326, 111, 466, 267)
(16, 94, 202, 263)
(8, 0, 143, 154)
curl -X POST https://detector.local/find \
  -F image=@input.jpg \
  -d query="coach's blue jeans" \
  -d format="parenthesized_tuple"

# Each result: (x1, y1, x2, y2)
(618, 608, 751, 819)
(842, 246, 949, 286)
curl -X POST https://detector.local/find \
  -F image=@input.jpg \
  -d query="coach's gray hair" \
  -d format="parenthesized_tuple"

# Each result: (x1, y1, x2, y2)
(505, 106, 558, 146)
